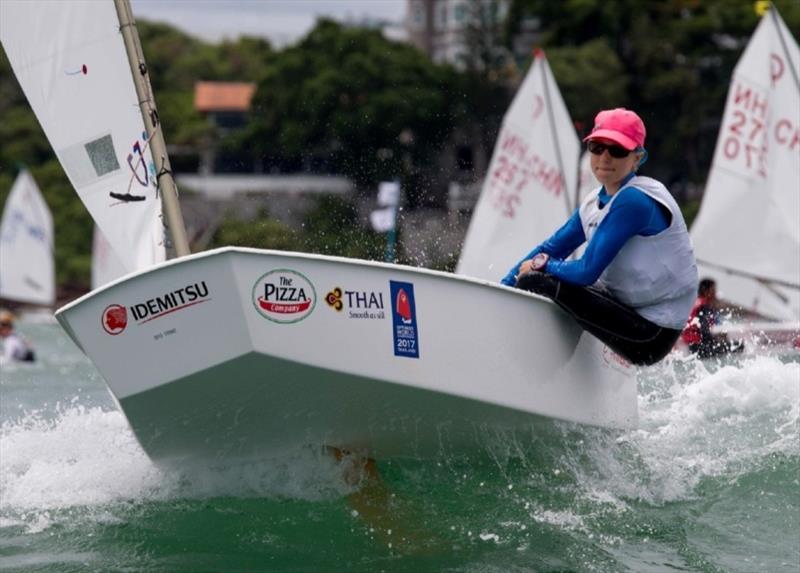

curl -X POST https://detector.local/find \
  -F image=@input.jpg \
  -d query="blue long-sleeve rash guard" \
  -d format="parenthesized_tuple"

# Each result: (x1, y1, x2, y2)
(500, 183, 670, 287)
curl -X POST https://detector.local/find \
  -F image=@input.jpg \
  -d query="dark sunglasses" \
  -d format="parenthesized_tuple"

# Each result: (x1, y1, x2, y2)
(587, 140, 632, 158)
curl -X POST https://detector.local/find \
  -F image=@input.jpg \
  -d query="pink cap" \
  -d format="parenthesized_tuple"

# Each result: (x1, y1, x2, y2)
(583, 108, 646, 150)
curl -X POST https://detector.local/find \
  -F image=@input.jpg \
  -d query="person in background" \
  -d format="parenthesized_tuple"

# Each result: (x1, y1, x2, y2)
(501, 108, 698, 366)
(681, 278, 744, 358)
(0, 309, 36, 363)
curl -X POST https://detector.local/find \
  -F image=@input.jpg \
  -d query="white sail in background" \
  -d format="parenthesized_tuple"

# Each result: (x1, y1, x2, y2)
(0, 170, 55, 306)
(457, 50, 580, 281)
(92, 226, 127, 289)
(0, 0, 165, 276)
(690, 8, 800, 321)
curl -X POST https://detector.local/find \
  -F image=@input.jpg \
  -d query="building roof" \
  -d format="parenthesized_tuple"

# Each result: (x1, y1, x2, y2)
(194, 81, 256, 113)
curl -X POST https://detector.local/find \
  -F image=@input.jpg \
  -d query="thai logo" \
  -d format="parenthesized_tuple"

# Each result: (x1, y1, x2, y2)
(102, 304, 128, 335)
(325, 286, 386, 319)
(253, 269, 316, 323)
(325, 287, 344, 311)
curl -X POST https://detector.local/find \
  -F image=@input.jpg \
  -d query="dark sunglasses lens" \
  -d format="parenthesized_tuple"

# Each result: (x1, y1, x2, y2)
(588, 141, 631, 158)
(587, 141, 605, 155)
(608, 145, 631, 158)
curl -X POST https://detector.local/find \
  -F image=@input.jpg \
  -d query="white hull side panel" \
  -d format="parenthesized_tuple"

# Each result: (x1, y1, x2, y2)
(56, 248, 637, 462)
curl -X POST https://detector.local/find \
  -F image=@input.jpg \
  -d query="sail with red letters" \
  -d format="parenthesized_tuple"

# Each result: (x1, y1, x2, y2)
(690, 7, 799, 321)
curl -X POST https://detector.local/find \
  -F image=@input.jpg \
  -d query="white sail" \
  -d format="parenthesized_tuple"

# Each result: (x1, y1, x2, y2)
(0, 0, 165, 276)
(92, 226, 128, 289)
(457, 50, 580, 281)
(0, 170, 55, 306)
(690, 8, 800, 321)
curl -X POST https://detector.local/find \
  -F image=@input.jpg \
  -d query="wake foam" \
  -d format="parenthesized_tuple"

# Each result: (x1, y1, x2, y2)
(570, 355, 799, 505)
(0, 405, 352, 533)
(0, 407, 163, 511)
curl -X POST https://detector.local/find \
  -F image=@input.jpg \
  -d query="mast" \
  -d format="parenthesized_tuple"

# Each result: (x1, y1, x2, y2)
(114, 0, 190, 258)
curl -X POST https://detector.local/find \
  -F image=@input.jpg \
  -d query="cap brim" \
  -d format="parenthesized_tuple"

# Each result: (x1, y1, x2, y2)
(583, 129, 638, 150)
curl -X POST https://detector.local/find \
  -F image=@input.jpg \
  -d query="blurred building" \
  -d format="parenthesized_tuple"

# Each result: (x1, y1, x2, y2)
(405, 0, 510, 70)
(405, 0, 543, 69)
(403, 0, 545, 213)
(193, 81, 256, 174)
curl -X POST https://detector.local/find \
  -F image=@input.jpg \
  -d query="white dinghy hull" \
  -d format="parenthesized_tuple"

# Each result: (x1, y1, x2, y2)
(56, 248, 636, 463)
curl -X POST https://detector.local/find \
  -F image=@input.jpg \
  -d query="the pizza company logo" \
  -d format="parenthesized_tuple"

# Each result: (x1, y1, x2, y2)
(100, 281, 211, 335)
(325, 286, 386, 319)
(102, 304, 128, 335)
(253, 269, 316, 323)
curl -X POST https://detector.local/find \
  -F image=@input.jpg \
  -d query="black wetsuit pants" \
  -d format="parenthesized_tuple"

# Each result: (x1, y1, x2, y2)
(515, 272, 682, 366)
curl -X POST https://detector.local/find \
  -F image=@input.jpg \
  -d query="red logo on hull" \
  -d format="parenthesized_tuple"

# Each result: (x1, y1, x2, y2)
(395, 289, 412, 324)
(257, 299, 313, 314)
(102, 304, 128, 335)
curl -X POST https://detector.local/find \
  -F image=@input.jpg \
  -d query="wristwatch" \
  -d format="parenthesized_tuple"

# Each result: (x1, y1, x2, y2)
(530, 253, 549, 271)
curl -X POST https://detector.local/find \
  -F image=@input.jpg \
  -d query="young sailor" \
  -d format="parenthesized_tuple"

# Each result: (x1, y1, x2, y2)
(0, 310, 36, 363)
(681, 278, 744, 358)
(501, 108, 698, 365)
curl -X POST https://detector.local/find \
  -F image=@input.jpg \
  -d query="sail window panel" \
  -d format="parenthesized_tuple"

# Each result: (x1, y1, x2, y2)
(85, 134, 121, 177)
(59, 134, 120, 188)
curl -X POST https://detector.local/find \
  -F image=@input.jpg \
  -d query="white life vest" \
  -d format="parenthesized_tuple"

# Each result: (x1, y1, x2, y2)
(2, 332, 32, 361)
(579, 176, 698, 329)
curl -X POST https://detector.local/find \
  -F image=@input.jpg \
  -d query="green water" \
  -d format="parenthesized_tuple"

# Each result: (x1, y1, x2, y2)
(1, 322, 798, 572)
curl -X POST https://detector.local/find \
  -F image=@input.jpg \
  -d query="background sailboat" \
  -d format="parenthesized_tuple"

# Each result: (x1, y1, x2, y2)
(690, 7, 800, 325)
(457, 49, 580, 281)
(0, 169, 54, 308)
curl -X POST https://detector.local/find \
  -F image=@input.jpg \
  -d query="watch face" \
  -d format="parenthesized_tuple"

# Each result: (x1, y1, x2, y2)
(532, 253, 548, 270)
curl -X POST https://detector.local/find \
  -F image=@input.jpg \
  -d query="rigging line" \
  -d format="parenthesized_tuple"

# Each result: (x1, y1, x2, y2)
(126, 128, 157, 195)
(761, 280, 791, 304)
(697, 258, 800, 291)
(770, 7, 800, 93)
(540, 50, 574, 216)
